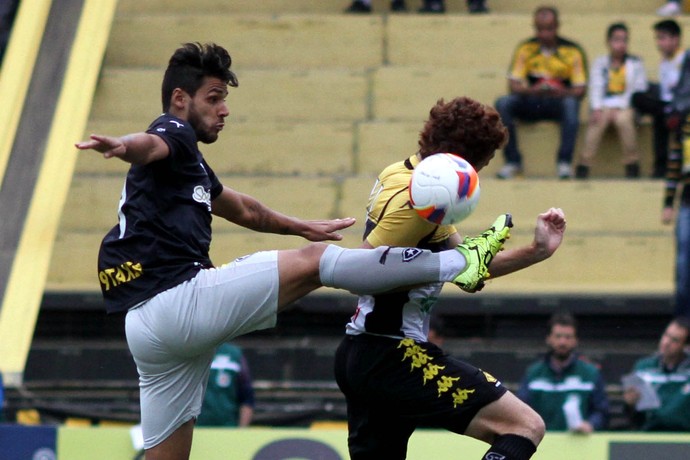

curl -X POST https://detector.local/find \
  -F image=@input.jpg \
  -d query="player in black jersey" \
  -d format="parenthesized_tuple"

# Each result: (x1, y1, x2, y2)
(76, 43, 516, 460)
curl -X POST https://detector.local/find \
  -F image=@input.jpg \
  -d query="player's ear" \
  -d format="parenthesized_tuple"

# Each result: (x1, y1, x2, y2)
(170, 88, 190, 112)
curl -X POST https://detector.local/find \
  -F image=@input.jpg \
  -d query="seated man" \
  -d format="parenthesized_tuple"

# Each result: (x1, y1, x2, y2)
(517, 312, 609, 433)
(494, 6, 588, 179)
(622, 317, 690, 431)
(196, 343, 254, 427)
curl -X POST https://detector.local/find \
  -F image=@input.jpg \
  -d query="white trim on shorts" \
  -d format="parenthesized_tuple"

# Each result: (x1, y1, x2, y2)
(125, 251, 279, 449)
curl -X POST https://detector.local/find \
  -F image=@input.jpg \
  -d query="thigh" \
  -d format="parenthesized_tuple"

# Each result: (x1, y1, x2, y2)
(514, 96, 561, 121)
(128, 252, 279, 360)
(612, 109, 639, 155)
(127, 307, 214, 449)
(194, 251, 280, 345)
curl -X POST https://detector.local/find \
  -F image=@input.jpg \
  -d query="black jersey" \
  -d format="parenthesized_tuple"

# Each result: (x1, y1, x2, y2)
(98, 114, 224, 314)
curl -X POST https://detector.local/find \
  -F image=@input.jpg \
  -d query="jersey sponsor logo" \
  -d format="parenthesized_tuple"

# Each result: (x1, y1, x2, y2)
(169, 120, 184, 128)
(192, 185, 212, 211)
(402, 247, 423, 262)
(99, 261, 143, 291)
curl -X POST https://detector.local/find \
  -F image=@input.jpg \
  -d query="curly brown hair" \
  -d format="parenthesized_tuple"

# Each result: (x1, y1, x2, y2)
(417, 97, 508, 169)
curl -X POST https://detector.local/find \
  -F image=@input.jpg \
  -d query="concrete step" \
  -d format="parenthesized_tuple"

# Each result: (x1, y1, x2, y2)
(114, 0, 670, 15)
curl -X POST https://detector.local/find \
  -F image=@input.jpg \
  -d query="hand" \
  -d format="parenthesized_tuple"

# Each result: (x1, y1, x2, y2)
(299, 217, 356, 242)
(573, 421, 594, 434)
(662, 206, 675, 225)
(537, 79, 567, 98)
(623, 387, 640, 406)
(531, 207, 567, 260)
(75, 134, 127, 159)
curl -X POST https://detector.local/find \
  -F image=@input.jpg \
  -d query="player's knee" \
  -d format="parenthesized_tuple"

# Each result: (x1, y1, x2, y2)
(299, 242, 329, 260)
(294, 243, 329, 277)
(524, 409, 546, 445)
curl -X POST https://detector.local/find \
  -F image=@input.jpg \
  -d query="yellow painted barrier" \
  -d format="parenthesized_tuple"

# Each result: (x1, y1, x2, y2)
(0, 0, 51, 188)
(0, 0, 118, 387)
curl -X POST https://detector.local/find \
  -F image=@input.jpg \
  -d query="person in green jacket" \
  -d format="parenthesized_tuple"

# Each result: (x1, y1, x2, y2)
(622, 317, 690, 431)
(517, 312, 609, 432)
(196, 343, 254, 427)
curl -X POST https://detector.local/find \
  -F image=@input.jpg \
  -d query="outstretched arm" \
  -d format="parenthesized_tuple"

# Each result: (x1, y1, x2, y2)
(75, 133, 169, 165)
(211, 185, 355, 242)
(488, 207, 566, 278)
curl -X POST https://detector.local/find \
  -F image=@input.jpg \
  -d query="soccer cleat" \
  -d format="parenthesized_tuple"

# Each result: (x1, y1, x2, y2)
(453, 214, 513, 292)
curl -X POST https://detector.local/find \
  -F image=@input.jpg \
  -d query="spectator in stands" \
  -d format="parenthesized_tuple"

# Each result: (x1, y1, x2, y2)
(622, 317, 690, 431)
(494, 5, 588, 180)
(575, 22, 648, 179)
(76, 42, 520, 459)
(657, 1, 683, 17)
(517, 311, 609, 433)
(196, 343, 254, 427)
(335, 96, 568, 460)
(631, 19, 688, 178)
(0, 0, 19, 66)
(345, 0, 486, 14)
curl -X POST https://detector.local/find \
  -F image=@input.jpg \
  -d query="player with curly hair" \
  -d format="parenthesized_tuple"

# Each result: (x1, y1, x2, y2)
(335, 97, 567, 460)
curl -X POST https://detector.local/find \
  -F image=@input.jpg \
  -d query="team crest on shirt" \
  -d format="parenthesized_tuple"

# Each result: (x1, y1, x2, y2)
(192, 185, 212, 211)
(402, 248, 423, 262)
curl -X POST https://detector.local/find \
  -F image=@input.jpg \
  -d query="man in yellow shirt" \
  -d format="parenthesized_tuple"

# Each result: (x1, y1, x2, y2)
(494, 6, 588, 179)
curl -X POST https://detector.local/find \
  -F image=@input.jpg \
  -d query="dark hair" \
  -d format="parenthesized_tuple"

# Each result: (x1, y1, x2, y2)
(417, 97, 508, 168)
(654, 19, 681, 37)
(671, 316, 690, 344)
(161, 42, 239, 112)
(548, 311, 577, 333)
(607, 22, 628, 40)
(534, 5, 559, 23)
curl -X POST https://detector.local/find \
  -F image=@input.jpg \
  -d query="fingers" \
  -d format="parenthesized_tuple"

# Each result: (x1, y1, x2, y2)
(331, 217, 356, 230)
(537, 207, 566, 231)
(322, 218, 356, 240)
(75, 134, 111, 151)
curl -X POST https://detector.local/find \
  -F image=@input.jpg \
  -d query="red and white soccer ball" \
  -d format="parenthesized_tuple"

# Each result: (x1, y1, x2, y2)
(409, 153, 480, 225)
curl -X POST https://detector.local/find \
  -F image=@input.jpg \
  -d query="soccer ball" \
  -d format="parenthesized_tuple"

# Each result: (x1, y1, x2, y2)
(409, 153, 480, 225)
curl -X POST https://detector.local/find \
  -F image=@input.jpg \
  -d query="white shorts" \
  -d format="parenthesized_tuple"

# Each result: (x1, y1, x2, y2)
(125, 251, 279, 449)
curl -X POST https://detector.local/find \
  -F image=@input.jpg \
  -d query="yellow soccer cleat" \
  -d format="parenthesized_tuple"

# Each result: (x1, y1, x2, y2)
(453, 214, 512, 293)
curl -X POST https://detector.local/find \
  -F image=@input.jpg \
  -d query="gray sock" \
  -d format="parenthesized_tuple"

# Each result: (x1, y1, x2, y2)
(319, 244, 444, 295)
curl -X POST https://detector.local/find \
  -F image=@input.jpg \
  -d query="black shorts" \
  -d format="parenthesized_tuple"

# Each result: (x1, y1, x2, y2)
(334, 334, 508, 460)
